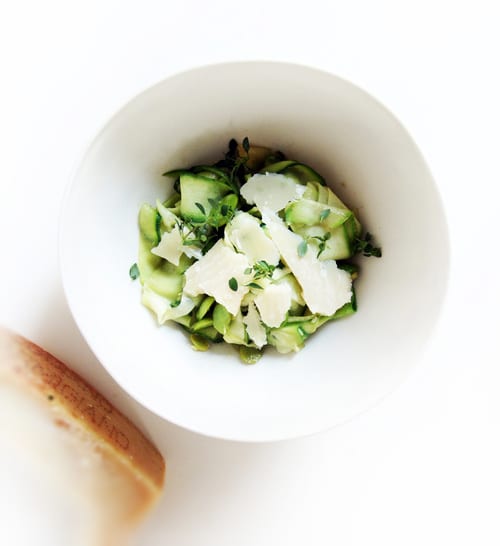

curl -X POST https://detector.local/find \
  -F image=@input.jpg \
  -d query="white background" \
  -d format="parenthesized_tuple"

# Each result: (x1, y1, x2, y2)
(1, 1, 499, 544)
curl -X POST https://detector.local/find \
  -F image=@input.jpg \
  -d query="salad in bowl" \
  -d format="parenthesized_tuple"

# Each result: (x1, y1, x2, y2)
(131, 138, 381, 363)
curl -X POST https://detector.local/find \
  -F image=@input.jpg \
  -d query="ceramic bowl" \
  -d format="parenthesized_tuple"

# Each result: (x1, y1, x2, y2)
(59, 62, 449, 442)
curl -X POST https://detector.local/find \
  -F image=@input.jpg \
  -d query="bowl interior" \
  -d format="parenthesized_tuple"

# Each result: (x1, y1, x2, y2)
(60, 62, 449, 441)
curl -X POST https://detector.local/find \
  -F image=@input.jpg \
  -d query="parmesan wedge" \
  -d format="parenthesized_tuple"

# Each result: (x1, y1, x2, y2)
(0, 327, 165, 546)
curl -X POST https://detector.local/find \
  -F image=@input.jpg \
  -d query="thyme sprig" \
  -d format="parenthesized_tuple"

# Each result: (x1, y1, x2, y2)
(244, 260, 276, 289)
(214, 137, 252, 193)
(297, 232, 332, 259)
(313, 232, 332, 258)
(353, 232, 382, 258)
(180, 197, 237, 254)
(251, 260, 276, 280)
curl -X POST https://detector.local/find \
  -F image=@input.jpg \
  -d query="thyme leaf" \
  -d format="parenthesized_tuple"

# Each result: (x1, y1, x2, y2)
(129, 263, 140, 280)
(195, 202, 206, 216)
(319, 208, 331, 221)
(297, 239, 308, 257)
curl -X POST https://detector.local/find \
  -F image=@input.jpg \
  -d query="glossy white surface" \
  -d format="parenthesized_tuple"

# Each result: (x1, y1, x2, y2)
(1, 1, 499, 544)
(59, 62, 449, 442)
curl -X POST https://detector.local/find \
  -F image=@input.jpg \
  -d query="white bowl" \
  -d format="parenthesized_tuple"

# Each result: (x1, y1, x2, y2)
(59, 62, 449, 442)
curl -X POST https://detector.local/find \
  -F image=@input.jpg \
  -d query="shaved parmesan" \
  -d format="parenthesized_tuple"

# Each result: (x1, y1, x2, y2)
(243, 302, 267, 348)
(225, 212, 280, 265)
(261, 209, 352, 315)
(141, 285, 195, 323)
(151, 224, 183, 265)
(156, 199, 178, 230)
(183, 240, 251, 315)
(254, 282, 292, 327)
(241, 173, 305, 212)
